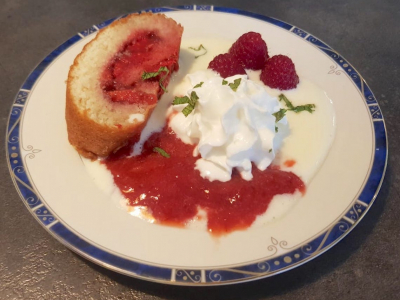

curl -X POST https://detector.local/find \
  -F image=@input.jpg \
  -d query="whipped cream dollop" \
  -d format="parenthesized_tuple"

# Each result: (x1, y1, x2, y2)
(170, 70, 288, 182)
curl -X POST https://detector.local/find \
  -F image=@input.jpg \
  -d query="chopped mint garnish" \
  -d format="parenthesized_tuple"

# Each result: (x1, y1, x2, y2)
(142, 66, 170, 92)
(182, 104, 195, 117)
(173, 91, 199, 117)
(229, 78, 242, 92)
(273, 109, 287, 122)
(189, 91, 199, 105)
(172, 96, 190, 105)
(222, 80, 228, 85)
(291, 104, 316, 113)
(278, 94, 295, 110)
(269, 149, 272, 153)
(274, 94, 316, 124)
(275, 126, 278, 133)
(153, 147, 170, 158)
(193, 82, 204, 88)
(189, 44, 207, 58)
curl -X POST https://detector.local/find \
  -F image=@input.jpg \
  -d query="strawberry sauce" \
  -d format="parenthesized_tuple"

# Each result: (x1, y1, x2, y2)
(284, 159, 296, 167)
(105, 127, 305, 236)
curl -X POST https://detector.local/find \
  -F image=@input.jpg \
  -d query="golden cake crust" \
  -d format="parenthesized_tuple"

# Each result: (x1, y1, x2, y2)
(65, 13, 183, 159)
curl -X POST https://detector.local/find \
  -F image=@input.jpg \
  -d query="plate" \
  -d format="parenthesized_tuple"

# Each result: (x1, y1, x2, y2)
(6, 5, 387, 285)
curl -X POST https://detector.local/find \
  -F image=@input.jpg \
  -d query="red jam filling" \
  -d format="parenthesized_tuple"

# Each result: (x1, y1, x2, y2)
(100, 30, 179, 105)
(105, 126, 305, 236)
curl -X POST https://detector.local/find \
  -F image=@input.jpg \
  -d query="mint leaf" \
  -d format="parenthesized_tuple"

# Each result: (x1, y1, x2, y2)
(278, 94, 295, 110)
(172, 96, 190, 105)
(174, 91, 199, 117)
(291, 104, 316, 113)
(142, 66, 170, 92)
(142, 66, 169, 80)
(193, 82, 204, 88)
(189, 91, 199, 106)
(273, 109, 287, 122)
(153, 147, 170, 158)
(189, 44, 207, 58)
(229, 78, 242, 92)
(182, 104, 195, 117)
(277, 94, 316, 119)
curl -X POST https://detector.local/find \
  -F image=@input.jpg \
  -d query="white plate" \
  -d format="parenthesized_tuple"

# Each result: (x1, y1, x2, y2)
(6, 6, 387, 285)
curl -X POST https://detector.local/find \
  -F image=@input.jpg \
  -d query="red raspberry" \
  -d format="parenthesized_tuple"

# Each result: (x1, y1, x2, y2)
(208, 53, 246, 78)
(229, 32, 269, 70)
(260, 55, 299, 90)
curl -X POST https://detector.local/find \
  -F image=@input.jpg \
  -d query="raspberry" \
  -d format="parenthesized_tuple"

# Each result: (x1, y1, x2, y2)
(208, 53, 246, 78)
(260, 55, 299, 90)
(229, 32, 269, 70)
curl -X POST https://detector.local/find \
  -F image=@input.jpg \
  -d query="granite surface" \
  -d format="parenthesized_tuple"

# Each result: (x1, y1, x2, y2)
(1, 0, 399, 299)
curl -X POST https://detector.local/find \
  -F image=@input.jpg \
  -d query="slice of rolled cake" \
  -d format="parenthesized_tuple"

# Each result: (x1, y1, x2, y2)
(66, 13, 183, 159)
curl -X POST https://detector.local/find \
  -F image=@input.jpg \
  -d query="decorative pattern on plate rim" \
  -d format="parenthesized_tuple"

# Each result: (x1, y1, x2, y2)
(328, 64, 345, 75)
(14, 89, 29, 106)
(78, 26, 98, 38)
(290, 27, 308, 38)
(173, 269, 205, 283)
(7, 106, 44, 211)
(6, 5, 387, 286)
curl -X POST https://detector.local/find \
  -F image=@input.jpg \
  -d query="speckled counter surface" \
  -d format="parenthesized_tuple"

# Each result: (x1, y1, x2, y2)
(1, 0, 399, 299)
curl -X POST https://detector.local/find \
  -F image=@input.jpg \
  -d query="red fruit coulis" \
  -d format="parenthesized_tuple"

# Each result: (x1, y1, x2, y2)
(284, 159, 296, 167)
(105, 126, 305, 236)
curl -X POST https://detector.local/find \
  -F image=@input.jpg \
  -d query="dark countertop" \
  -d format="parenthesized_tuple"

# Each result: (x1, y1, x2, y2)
(1, 0, 399, 299)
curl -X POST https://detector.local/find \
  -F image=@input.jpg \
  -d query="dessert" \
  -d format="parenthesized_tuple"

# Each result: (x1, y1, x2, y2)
(66, 13, 183, 159)
(76, 24, 335, 235)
